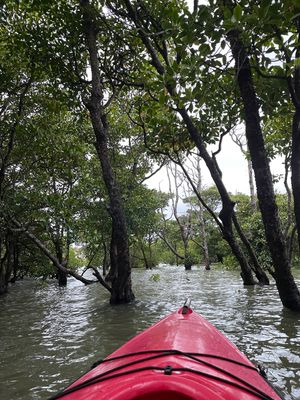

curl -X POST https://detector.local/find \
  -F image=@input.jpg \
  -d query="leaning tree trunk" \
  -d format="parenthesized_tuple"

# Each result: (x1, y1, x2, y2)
(198, 200, 210, 270)
(233, 214, 269, 285)
(196, 159, 211, 270)
(140, 241, 151, 269)
(148, 237, 155, 269)
(11, 217, 114, 290)
(283, 157, 293, 239)
(291, 112, 300, 254)
(272, 17, 300, 272)
(179, 111, 256, 285)
(226, 25, 300, 310)
(80, 0, 134, 304)
(0, 73, 32, 294)
(289, 17, 300, 260)
(123, 0, 255, 285)
(124, 2, 255, 284)
(167, 164, 193, 270)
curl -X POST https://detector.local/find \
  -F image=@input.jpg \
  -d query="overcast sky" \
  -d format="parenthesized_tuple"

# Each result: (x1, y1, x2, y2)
(146, 134, 286, 198)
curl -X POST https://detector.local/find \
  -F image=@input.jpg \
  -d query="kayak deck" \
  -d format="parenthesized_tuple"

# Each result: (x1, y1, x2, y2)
(50, 306, 282, 400)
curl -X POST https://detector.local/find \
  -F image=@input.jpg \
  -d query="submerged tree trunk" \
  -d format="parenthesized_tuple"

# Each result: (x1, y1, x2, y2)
(101, 238, 110, 276)
(10, 241, 19, 284)
(58, 266, 67, 287)
(283, 157, 293, 240)
(175, 145, 256, 282)
(0, 232, 7, 294)
(53, 238, 67, 287)
(0, 275, 6, 295)
(223, 229, 256, 285)
(288, 225, 297, 264)
(80, 0, 134, 304)
(226, 25, 300, 310)
(291, 112, 300, 254)
(157, 232, 185, 263)
(148, 237, 155, 269)
(109, 225, 133, 303)
(233, 214, 269, 285)
(140, 241, 154, 269)
(140, 242, 149, 269)
(122, 0, 257, 283)
(11, 217, 115, 292)
(0, 73, 32, 294)
(287, 17, 300, 261)
(0, 241, 8, 295)
(0, 231, 14, 294)
(167, 164, 193, 270)
(56, 269, 67, 287)
(197, 201, 211, 270)
(178, 121, 256, 284)
(231, 131, 257, 212)
(5, 233, 15, 285)
(196, 158, 211, 270)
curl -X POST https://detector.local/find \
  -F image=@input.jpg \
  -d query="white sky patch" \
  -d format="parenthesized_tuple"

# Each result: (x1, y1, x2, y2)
(146, 134, 286, 198)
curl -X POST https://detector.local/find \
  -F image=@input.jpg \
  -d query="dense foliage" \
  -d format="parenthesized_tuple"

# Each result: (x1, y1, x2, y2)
(1, 0, 300, 309)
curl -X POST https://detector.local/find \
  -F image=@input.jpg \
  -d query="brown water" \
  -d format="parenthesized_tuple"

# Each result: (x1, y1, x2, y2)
(0, 265, 299, 399)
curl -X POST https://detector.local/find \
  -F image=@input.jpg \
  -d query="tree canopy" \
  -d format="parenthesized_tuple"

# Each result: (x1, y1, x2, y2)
(1, 0, 300, 310)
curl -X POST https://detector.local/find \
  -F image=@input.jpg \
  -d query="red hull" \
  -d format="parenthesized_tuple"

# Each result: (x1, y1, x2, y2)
(50, 306, 282, 400)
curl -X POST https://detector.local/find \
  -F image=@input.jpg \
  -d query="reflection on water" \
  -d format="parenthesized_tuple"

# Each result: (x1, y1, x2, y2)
(0, 266, 299, 399)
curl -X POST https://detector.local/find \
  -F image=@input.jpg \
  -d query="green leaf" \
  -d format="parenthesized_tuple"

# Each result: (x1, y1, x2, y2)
(292, 0, 300, 8)
(223, 7, 232, 20)
(199, 43, 210, 55)
(158, 91, 167, 104)
(294, 58, 300, 67)
(244, 14, 259, 24)
(233, 4, 243, 21)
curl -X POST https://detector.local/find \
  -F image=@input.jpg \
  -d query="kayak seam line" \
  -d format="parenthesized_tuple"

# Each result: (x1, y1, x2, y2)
(48, 350, 277, 400)
(95, 349, 259, 371)
(48, 365, 276, 400)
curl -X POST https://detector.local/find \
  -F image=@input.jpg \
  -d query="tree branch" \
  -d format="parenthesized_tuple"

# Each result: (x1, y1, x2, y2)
(274, 27, 300, 110)
(156, 232, 184, 259)
(9, 217, 113, 290)
(170, 153, 224, 232)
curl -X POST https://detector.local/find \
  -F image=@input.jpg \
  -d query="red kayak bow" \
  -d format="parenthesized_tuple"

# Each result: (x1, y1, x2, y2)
(50, 301, 283, 400)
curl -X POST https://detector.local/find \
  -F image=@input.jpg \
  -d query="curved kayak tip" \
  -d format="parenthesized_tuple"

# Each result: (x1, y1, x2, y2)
(180, 298, 193, 315)
(49, 298, 284, 400)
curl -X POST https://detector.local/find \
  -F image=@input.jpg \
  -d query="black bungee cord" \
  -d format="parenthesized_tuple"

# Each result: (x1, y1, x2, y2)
(48, 349, 280, 400)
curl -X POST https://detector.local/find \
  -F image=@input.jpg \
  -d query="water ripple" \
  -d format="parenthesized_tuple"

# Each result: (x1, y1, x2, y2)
(0, 267, 299, 399)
